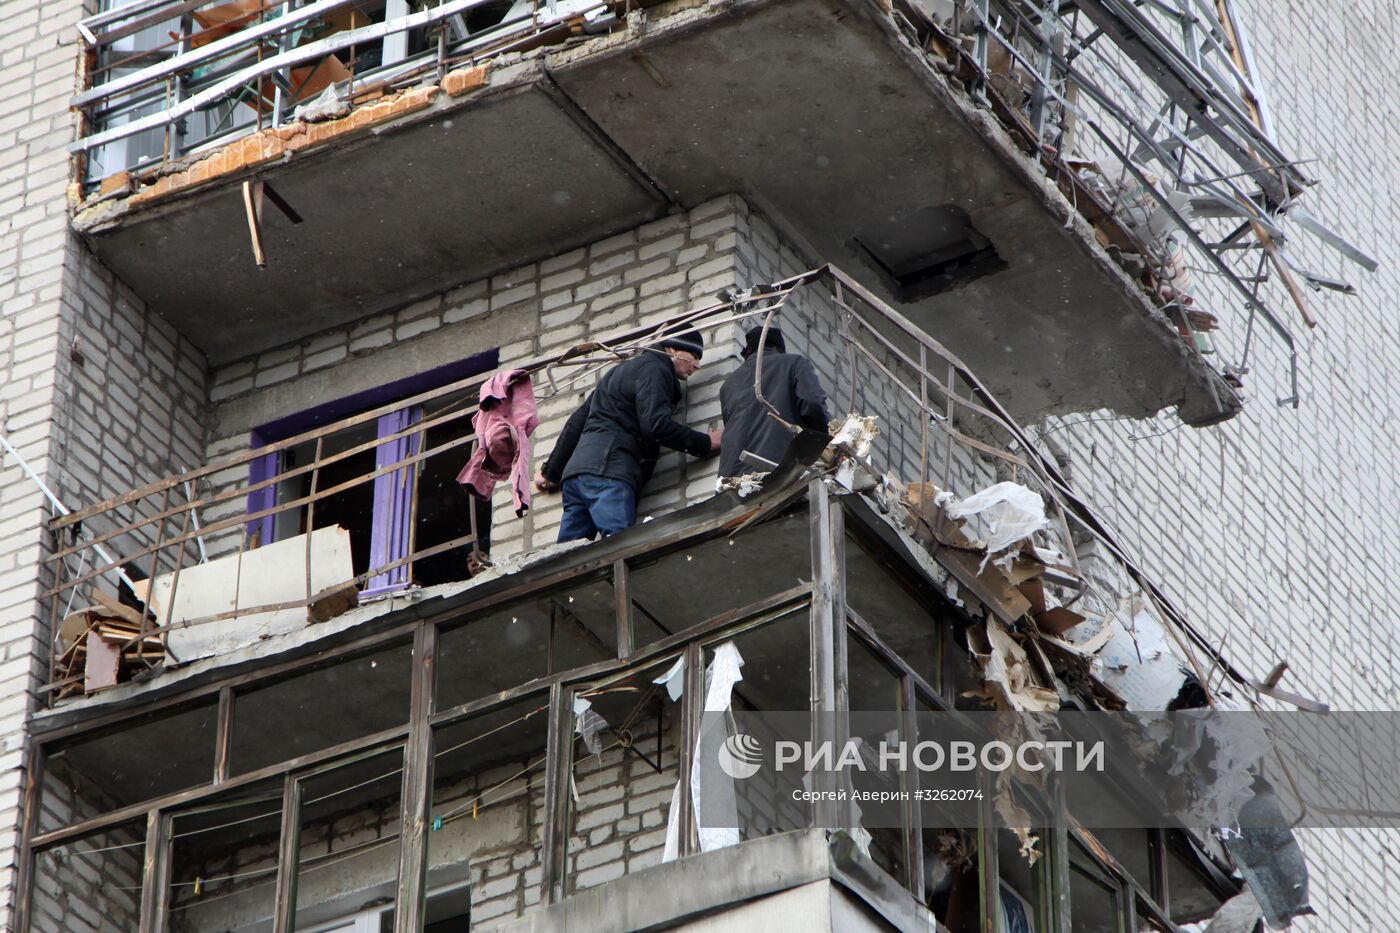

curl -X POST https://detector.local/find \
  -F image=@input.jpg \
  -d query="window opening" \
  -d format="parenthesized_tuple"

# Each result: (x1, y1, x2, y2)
(230, 639, 412, 776)
(39, 699, 218, 835)
(245, 352, 497, 597)
(428, 693, 550, 924)
(628, 512, 811, 646)
(845, 529, 946, 692)
(435, 577, 617, 713)
(293, 749, 406, 929)
(846, 633, 909, 887)
(167, 777, 285, 932)
(31, 819, 145, 933)
(1070, 837, 1126, 933)
(565, 657, 683, 895)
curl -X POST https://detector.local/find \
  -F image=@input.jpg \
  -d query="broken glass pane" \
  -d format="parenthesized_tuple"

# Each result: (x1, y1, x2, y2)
(628, 512, 811, 646)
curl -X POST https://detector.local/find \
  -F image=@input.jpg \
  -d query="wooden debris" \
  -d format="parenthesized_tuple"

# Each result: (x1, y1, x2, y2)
(53, 602, 165, 699)
(84, 635, 121, 691)
(903, 480, 1094, 652)
(1035, 606, 1087, 637)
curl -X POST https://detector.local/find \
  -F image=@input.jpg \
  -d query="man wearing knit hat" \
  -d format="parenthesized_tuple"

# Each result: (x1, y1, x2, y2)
(718, 325, 830, 477)
(536, 329, 721, 541)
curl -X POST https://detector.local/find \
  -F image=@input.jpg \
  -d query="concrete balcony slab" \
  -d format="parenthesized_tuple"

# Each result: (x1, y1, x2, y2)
(74, 0, 1237, 424)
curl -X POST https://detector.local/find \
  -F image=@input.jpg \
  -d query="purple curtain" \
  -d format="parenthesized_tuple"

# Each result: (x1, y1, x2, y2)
(362, 405, 422, 597)
(245, 430, 277, 548)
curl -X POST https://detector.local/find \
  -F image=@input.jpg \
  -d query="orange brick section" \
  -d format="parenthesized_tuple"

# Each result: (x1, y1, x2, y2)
(442, 64, 490, 96)
(126, 84, 447, 208)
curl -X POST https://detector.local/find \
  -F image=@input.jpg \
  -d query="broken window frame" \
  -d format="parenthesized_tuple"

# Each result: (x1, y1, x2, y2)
(21, 594, 818, 928)
(21, 482, 1239, 932)
(831, 488, 1222, 931)
(1067, 827, 1194, 933)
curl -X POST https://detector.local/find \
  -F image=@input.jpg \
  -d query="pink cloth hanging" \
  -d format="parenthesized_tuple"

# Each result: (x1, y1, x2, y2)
(455, 368, 540, 516)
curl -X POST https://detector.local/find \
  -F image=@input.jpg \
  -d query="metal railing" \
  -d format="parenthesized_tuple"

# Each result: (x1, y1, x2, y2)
(71, 0, 615, 182)
(894, 0, 1376, 403)
(38, 265, 1245, 706)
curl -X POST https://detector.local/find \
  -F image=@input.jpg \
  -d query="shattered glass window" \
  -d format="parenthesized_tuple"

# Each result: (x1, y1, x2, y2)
(845, 531, 944, 691)
(628, 513, 811, 647)
(435, 576, 617, 713)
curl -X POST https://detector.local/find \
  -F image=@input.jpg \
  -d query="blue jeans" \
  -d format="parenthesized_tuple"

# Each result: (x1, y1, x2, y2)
(558, 474, 637, 542)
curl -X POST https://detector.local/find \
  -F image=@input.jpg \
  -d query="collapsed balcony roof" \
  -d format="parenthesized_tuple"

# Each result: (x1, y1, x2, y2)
(70, 0, 1259, 424)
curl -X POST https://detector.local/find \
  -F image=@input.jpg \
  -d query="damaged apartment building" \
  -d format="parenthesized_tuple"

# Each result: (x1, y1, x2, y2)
(0, 0, 1388, 931)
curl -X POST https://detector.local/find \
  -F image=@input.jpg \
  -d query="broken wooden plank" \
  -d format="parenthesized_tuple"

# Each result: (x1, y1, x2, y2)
(90, 589, 146, 627)
(1035, 606, 1086, 637)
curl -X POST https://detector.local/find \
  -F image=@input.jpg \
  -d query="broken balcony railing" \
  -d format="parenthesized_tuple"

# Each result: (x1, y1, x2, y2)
(71, 0, 616, 183)
(898, 0, 1376, 403)
(70, 0, 1376, 402)
(39, 264, 1242, 706)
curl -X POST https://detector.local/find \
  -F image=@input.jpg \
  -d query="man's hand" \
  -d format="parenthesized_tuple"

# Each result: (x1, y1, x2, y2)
(707, 428, 723, 452)
(534, 469, 558, 493)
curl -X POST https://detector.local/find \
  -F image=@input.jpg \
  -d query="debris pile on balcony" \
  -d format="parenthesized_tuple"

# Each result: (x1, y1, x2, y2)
(53, 593, 163, 698)
(898, 480, 1089, 636)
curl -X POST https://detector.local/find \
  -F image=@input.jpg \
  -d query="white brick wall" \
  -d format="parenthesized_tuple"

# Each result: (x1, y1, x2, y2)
(1029, 2, 1400, 926)
(30, 760, 142, 933)
(0, 45, 90, 933)
(199, 197, 1011, 578)
(0, 2, 212, 929)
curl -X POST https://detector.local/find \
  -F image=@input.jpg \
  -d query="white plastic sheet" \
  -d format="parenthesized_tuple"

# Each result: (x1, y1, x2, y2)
(661, 779, 684, 863)
(572, 696, 607, 756)
(693, 643, 745, 853)
(946, 481, 1048, 554)
(663, 643, 748, 861)
(653, 656, 686, 702)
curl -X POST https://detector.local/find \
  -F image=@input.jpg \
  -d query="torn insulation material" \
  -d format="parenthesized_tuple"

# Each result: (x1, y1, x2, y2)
(1123, 709, 1271, 831)
(994, 775, 1040, 863)
(827, 414, 880, 460)
(966, 621, 1060, 713)
(1096, 597, 1192, 710)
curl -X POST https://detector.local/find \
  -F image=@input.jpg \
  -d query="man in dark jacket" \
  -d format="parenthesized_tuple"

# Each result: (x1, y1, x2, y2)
(536, 330, 721, 541)
(718, 326, 830, 477)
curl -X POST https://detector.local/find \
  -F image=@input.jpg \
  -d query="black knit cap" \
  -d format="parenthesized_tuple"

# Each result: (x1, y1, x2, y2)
(659, 329, 704, 359)
(743, 325, 786, 358)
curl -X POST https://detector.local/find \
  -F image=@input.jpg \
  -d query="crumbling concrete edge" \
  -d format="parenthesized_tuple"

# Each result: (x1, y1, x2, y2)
(69, 56, 539, 233)
(845, 0, 1244, 427)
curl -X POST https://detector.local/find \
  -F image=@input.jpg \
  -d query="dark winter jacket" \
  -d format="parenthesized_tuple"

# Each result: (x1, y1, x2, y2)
(718, 350, 830, 477)
(542, 351, 712, 492)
